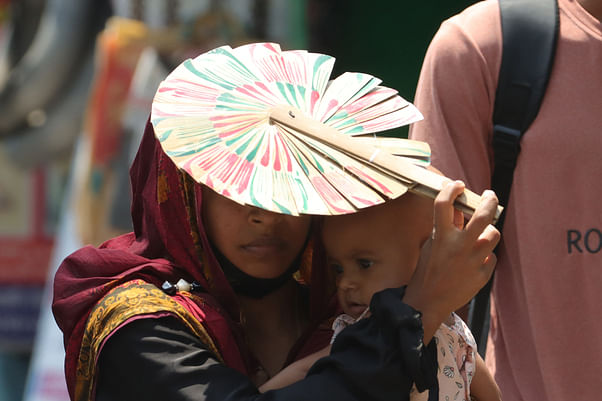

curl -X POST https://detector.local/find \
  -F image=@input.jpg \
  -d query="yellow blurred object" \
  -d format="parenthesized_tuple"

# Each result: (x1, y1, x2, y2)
(106, 17, 149, 45)
(75, 17, 149, 246)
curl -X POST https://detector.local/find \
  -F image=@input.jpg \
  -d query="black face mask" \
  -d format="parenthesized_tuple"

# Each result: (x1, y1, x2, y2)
(211, 243, 305, 299)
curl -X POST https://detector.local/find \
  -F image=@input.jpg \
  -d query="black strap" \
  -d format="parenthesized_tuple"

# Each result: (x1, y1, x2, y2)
(469, 0, 559, 356)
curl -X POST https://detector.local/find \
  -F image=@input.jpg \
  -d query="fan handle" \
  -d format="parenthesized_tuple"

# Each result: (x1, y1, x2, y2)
(269, 105, 502, 223)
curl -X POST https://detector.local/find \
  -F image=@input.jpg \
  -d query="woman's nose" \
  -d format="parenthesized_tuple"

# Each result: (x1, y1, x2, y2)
(248, 207, 283, 225)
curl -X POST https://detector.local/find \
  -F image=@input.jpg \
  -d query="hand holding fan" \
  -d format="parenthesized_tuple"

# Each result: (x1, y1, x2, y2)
(151, 42, 502, 220)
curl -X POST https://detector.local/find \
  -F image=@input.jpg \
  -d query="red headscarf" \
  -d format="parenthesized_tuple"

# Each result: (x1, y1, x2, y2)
(52, 120, 335, 398)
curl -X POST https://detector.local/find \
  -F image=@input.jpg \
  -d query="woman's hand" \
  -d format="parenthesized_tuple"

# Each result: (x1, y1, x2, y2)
(404, 180, 500, 342)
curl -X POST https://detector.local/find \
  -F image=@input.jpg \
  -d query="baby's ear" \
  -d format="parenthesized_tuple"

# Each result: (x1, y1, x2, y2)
(401, 192, 435, 243)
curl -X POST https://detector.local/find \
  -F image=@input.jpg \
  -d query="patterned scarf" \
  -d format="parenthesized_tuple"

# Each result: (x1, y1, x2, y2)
(52, 120, 336, 400)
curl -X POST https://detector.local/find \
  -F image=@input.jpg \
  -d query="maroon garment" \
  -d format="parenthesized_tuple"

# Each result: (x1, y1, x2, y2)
(52, 120, 335, 399)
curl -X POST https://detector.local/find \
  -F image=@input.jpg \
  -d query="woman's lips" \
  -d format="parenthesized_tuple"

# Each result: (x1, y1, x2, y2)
(241, 237, 285, 256)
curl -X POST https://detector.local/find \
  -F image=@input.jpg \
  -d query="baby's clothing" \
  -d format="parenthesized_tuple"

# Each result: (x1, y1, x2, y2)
(331, 311, 476, 400)
(411, 313, 476, 401)
(330, 307, 371, 344)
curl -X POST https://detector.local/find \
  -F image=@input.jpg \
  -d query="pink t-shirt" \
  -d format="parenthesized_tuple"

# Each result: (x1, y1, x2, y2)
(410, 1, 602, 400)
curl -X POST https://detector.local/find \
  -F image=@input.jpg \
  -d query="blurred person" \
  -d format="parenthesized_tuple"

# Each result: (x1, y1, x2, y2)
(410, 0, 602, 399)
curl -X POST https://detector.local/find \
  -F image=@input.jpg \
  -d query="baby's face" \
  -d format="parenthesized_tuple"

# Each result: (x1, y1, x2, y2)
(322, 193, 433, 319)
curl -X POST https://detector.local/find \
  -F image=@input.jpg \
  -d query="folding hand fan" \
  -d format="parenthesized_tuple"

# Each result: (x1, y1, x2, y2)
(151, 42, 501, 219)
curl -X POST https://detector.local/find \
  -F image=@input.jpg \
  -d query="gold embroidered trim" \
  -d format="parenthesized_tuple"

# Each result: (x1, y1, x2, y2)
(74, 279, 222, 401)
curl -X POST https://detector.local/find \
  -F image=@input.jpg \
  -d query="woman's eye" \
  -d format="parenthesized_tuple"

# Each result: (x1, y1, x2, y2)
(331, 264, 344, 274)
(357, 259, 373, 269)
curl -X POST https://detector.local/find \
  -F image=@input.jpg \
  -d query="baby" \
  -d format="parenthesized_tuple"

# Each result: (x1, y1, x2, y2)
(260, 191, 501, 401)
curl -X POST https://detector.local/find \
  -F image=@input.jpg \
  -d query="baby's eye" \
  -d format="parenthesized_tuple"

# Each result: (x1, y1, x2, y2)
(357, 259, 373, 269)
(331, 263, 344, 275)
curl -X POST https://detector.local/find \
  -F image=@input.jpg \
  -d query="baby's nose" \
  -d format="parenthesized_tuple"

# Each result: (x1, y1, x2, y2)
(338, 273, 358, 290)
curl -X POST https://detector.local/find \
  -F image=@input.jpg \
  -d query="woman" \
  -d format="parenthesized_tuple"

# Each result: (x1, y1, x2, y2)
(52, 122, 500, 401)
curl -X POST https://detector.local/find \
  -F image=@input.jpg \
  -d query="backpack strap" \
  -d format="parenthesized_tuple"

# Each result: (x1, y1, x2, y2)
(492, 0, 559, 213)
(469, 0, 559, 356)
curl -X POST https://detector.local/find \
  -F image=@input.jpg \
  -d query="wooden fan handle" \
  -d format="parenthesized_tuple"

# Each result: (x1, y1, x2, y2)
(269, 105, 503, 223)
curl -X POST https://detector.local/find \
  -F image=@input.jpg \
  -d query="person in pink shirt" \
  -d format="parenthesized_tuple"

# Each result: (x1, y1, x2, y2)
(410, 0, 602, 400)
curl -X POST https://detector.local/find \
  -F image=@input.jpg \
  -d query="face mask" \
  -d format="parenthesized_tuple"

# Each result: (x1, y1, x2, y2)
(211, 243, 304, 299)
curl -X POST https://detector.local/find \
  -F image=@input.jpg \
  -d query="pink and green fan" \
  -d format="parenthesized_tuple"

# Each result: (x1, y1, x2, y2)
(151, 42, 499, 219)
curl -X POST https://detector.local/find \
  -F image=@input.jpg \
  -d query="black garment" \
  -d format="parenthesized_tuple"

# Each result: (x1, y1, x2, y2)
(212, 244, 303, 299)
(96, 288, 437, 401)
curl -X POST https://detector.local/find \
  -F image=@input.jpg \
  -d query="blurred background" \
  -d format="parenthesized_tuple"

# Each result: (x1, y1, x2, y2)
(0, 0, 475, 400)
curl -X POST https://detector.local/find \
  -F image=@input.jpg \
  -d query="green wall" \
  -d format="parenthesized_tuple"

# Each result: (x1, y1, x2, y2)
(309, 1, 477, 137)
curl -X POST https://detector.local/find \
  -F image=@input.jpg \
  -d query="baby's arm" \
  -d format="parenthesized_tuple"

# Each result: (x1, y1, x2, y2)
(470, 353, 501, 401)
(259, 345, 331, 392)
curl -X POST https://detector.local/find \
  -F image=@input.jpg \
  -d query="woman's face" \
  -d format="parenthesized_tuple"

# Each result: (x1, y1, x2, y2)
(202, 187, 312, 279)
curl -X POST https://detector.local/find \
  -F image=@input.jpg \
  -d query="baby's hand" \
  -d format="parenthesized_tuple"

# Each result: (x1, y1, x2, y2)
(404, 180, 500, 342)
